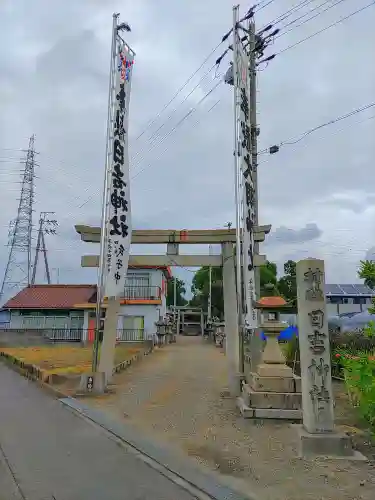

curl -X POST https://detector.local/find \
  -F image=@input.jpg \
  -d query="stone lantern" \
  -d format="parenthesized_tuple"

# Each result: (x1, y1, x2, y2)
(155, 319, 166, 346)
(237, 296, 302, 420)
(256, 296, 293, 378)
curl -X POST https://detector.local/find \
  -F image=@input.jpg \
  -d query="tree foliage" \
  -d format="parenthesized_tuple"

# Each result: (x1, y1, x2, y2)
(260, 261, 279, 296)
(189, 260, 282, 317)
(358, 259, 375, 315)
(190, 266, 224, 318)
(189, 258, 300, 315)
(166, 278, 188, 307)
(277, 259, 297, 306)
(358, 260, 375, 290)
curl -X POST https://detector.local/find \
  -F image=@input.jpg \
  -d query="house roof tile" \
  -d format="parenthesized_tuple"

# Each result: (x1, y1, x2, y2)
(3, 285, 97, 310)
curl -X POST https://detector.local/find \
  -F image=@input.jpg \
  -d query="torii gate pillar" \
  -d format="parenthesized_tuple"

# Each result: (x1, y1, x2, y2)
(222, 242, 242, 396)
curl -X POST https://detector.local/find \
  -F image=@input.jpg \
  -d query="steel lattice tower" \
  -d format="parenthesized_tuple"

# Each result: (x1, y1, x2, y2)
(0, 135, 36, 305)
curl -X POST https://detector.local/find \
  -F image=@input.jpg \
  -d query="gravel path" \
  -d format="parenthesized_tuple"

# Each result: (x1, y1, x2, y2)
(80, 336, 375, 500)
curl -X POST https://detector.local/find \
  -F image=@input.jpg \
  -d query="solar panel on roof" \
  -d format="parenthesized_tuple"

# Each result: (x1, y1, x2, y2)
(325, 284, 375, 296)
(325, 284, 342, 295)
(353, 284, 375, 295)
(339, 284, 358, 295)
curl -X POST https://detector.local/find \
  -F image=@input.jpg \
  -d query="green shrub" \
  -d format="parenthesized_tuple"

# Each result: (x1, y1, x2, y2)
(337, 352, 375, 429)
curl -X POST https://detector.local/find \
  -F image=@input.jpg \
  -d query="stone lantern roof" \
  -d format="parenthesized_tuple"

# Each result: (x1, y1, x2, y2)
(254, 296, 287, 309)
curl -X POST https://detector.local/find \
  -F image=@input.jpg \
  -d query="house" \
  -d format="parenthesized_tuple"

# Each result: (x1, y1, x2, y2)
(2, 265, 171, 342)
(325, 283, 375, 316)
(0, 309, 10, 328)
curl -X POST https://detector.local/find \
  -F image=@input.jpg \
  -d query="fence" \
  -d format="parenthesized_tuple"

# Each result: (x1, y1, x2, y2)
(0, 328, 83, 344)
(44, 329, 83, 343)
(116, 329, 145, 342)
(46, 328, 146, 343)
(0, 328, 148, 346)
(123, 286, 160, 300)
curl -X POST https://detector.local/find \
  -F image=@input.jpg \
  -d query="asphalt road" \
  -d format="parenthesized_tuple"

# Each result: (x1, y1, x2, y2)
(0, 364, 197, 500)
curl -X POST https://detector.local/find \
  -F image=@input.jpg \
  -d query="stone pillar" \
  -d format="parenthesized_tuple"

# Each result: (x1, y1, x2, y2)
(98, 297, 121, 385)
(222, 242, 241, 396)
(295, 259, 361, 459)
(237, 297, 302, 419)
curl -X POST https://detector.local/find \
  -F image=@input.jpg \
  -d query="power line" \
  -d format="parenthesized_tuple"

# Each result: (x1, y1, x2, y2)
(131, 79, 223, 177)
(276, 1, 375, 55)
(259, 0, 317, 30)
(259, 101, 375, 155)
(54, 82, 222, 215)
(131, 99, 221, 182)
(275, 0, 349, 37)
(256, 0, 278, 11)
(133, 3, 275, 147)
(131, 66, 219, 165)
(135, 42, 223, 141)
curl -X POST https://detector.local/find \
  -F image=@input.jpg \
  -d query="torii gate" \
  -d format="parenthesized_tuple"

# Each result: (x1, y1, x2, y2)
(75, 224, 271, 395)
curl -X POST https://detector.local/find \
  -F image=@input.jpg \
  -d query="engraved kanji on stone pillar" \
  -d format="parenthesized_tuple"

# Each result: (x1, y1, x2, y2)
(296, 259, 334, 434)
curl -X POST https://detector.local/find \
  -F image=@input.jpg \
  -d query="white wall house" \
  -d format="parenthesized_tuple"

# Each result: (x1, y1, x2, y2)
(82, 267, 169, 342)
(3, 265, 171, 342)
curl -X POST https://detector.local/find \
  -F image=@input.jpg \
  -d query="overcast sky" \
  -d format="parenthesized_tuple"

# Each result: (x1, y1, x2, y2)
(0, 0, 374, 302)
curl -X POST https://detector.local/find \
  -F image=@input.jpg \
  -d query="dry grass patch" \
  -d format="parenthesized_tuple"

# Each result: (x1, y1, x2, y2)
(0, 344, 144, 377)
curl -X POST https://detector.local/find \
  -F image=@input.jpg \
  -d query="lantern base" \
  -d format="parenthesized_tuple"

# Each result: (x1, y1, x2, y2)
(237, 370, 302, 421)
(237, 398, 302, 420)
(257, 363, 293, 378)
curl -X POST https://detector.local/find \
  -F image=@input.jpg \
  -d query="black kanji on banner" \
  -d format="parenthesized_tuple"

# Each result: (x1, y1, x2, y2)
(109, 214, 129, 238)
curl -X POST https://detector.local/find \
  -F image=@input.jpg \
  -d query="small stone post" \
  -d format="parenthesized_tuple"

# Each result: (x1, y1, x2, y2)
(295, 258, 361, 459)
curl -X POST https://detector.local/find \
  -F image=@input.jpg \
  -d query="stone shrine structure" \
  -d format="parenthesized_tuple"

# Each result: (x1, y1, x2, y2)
(75, 226, 271, 395)
(295, 258, 363, 459)
(237, 296, 302, 419)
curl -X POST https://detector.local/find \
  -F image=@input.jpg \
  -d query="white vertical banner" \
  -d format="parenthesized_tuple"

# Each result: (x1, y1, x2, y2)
(104, 38, 135, 298)
(235, 31, 257, 329)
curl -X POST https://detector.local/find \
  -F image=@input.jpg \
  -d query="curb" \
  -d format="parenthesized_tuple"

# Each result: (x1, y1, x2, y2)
(60, 397, 257, 500)
(0, 351, 48, 381)
(112, 343, 154, 374)
(0, 343, 154, 388)
(0, 355, 68, 399)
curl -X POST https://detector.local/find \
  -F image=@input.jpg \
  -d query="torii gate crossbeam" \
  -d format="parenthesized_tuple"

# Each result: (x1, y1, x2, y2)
(75, 225, 271, 396)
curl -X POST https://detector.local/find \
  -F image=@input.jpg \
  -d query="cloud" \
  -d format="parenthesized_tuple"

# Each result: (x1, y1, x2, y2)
(318, 191, 375, 214)
(365, 247, 375, 262)
(266, 223, 323, 245)
(0, 0, 375, 303)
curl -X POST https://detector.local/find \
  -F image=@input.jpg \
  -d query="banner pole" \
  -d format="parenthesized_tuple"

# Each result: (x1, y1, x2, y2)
(93, 13, 119, 372)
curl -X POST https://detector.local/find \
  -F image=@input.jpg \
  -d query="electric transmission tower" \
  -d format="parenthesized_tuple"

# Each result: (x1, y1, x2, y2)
(0, 135, 36, 305)
(31, 212, 58, 284)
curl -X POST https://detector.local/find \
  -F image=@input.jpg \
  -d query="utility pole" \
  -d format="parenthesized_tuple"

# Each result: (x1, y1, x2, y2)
(208, 244, 213, 323)
(0, 135, 35, 305)
(248, 19, 262, 370)
(31, 212, 58, 285)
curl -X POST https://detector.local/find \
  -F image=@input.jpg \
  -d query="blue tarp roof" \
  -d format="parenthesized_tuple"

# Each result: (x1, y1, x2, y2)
(259, 325, 298, 341)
